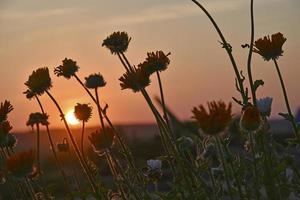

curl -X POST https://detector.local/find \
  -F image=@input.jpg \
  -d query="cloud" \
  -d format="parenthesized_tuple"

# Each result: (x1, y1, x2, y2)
(0, 7, 79, 21)
(105, 1, 242, 25)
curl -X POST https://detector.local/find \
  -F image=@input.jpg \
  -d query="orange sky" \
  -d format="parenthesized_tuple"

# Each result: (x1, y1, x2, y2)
(1, 0, 300, 131)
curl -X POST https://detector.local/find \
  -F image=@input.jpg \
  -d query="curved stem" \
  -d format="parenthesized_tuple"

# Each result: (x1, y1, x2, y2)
(45, 90, 99, 196)
(34, 96, 72, 197)
(191, 0, 247, 104)
(273, 59, 300, 140)
(247, 0, 257, 106)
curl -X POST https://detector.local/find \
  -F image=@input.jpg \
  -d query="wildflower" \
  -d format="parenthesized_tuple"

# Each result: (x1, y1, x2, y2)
(119, 67, 150, 92)
(85, 73, 106, 89)
(240, 105, 262, 132)
(253, 32, 286, 61)
(177, 136, 194, 152)
(54, 58, 79, 79)
(102, 31, 131, 54)
(145, 159, 162, 181)
(26, 112, 49, 127)
(5, 150, 36, 178)
(89, 128, 115, 155)
(257, 97, 273, 117)
(147, 159, 162, 171)
(74, 103, 92, 122)
(139, 51, 170, 75)
(0, 100, 13, 123)
(57, 138, 69, 152)
(192, 101, 232, 135)
(25, 67, 52, 96)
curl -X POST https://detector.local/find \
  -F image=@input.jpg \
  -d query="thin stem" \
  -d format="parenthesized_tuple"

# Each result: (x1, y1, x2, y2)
(34, 96, 72, 197)
(215, 137, 234, 200)
(156, 71, 173, 137)
(36, 123, 40, 175)
(81, 121, 86, 161)
(73, 74, 141, 182)
(273, 59, 300, 140)
(95, 88, 108, 141)
(45, 90, 99, 196)
(191, 0, 247, 104)
(247, 0, 257, 106)
(249, 132, 260, 200)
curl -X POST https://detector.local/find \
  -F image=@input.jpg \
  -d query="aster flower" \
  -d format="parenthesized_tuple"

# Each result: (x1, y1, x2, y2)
(54, 58, 79, 79)
(119, 67, 150, 92)
(0, 100, 13, 123)
(145, 159, 162, 181)
(139, 51, 171, 75)
(257, 97, 273, 117)
(57, 138, 69, 152)
(85, 73, 106, 89)
(240, 105, 262, 132)
(102, 31, 131, 54)
(24, 67, 52, 96)
(5, 150, 36, 178)
(26, 112, 49, 127)
(74, 103, 92, 122)
(88, 127, 115, 155)
(253, 32, 286, 61)
(192, 101, 232, 135)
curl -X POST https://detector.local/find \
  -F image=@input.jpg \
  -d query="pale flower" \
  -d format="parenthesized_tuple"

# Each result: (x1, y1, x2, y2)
(147, 159, 162, 171)
(257, 97, 273, 117)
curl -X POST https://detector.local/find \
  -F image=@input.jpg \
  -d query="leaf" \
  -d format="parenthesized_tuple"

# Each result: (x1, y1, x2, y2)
(279, 112, 294, 122)
(253, 79, 264, 92)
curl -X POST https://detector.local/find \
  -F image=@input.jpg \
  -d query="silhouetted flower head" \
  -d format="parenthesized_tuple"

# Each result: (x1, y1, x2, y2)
(240, 105, 262, 132)
(102, 31, 131, 54)
(23, 89, 35, 100)
(253, 32, 286, 61)
(119, 67, 150, 92)
(26, 112, 49, 127)
(139, 51, 170, 75)
(85, 73, 106, 89)
(54, 58, 79, 79)
(192, 101, 232, 135)
(5, 150, 36, 178)
(57, 138, 69, 152)
(0, 100, 13, 123)
(257, 97, 273, 117)
(74, 103, 92, 122)
(25, 67, 52, 96)
(89, 127, 115, 155)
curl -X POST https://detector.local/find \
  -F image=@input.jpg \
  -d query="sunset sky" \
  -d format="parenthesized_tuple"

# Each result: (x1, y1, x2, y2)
(1, 0, 299, 131)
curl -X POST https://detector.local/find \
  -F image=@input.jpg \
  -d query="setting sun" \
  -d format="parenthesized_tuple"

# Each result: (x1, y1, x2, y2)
(66, 109, 80, 125)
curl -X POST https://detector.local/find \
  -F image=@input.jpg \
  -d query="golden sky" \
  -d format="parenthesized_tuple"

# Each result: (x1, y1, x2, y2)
(1, 0, 300, 131)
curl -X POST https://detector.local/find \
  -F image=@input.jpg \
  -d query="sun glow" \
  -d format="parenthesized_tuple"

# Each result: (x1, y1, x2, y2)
(66, 109, 80, 125)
